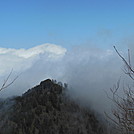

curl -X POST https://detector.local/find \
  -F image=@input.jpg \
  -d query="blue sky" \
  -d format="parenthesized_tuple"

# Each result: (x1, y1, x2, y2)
(0, 0, 134, 49)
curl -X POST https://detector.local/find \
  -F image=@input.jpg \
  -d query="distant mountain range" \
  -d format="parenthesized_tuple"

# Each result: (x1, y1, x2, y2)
(0, 79, 107, 134)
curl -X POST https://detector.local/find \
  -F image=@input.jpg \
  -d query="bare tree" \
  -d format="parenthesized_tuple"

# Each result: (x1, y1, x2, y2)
(105, 46, 134, 134)
(0, 69, 19, 92)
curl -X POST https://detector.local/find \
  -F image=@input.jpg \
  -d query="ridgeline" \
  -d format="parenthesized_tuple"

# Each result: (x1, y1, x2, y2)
(0, 79, 106, 134)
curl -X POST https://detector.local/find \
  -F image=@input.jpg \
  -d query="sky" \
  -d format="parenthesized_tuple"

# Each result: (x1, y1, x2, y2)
(0, 0, 134, 49)
(0, 0, 134, 116)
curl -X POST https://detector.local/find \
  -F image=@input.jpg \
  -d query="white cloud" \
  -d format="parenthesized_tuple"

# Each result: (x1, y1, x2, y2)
(0, 43, 130, 116)
(0, 43, 66, 75)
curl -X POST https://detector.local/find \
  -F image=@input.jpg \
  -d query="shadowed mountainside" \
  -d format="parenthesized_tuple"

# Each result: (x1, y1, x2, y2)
(0, 79, 107, 134)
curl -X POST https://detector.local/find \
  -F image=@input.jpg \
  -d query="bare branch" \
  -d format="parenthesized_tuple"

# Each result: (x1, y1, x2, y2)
(105, 46, 134, 134)
(0, 70, 19, 91)
(113, 46, 134, 80)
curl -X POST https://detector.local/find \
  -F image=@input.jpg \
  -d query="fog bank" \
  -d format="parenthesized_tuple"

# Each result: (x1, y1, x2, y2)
(0, 43, 132, 114)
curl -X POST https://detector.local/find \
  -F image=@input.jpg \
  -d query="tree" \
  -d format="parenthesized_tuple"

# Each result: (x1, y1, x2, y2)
(105, 46, 134, 134)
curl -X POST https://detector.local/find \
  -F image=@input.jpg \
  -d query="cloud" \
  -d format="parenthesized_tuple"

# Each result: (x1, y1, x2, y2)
(0, 43, 66, 75)
(0, 43, 130, 116)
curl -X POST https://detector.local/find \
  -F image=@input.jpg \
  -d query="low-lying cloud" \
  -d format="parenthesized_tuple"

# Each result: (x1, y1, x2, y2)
(0, 43, 131, 115)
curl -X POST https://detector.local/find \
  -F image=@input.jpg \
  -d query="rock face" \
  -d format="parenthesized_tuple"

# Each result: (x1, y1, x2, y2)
(0, 79, 106, 134)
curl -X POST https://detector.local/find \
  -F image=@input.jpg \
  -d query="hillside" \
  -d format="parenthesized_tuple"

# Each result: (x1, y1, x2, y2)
(0, 79, 106, 134)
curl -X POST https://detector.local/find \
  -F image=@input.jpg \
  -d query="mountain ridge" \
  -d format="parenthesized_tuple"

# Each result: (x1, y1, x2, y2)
(0, 79, 106, 134)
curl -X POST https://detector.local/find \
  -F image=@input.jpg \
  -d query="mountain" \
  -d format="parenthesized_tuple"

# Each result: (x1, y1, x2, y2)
(0, 79, 106, 134)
